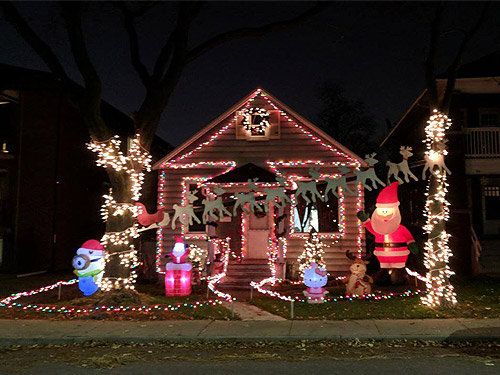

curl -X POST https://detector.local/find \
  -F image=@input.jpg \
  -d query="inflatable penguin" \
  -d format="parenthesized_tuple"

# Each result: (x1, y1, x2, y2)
(72, 240, 106, 296)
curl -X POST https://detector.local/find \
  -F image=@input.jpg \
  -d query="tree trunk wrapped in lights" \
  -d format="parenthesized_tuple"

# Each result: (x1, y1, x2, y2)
(88, 134, 151, 292)
(421, 110, 457, 309)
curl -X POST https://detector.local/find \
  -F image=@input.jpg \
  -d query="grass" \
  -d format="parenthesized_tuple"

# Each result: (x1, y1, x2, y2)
(0, 271, 234, 321)
(250, 276, 500, 320)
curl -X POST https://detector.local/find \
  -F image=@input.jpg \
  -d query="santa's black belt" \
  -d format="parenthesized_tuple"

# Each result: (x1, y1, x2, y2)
(374, 242, 407, 248)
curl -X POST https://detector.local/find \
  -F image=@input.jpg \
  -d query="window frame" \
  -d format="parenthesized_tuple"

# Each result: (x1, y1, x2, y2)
(289, 179, 345, 239)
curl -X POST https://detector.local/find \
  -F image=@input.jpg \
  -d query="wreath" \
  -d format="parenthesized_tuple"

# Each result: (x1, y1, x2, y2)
(241, 107, 270, 135)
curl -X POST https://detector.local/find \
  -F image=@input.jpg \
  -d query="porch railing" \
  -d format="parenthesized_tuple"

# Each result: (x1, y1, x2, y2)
(465, 127, 500, 158)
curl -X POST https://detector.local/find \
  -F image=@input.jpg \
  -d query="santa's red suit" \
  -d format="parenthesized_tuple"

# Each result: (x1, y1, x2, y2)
(361, 182, 416, 269)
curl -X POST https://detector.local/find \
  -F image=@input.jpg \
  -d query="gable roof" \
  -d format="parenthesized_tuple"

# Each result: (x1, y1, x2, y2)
(437, 50, 500, 79)
(153, 88, 365, 169)
(382, 50, 500, 147)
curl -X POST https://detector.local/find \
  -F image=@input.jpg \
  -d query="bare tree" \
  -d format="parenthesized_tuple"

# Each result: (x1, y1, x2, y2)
(1, 1, 330, 297)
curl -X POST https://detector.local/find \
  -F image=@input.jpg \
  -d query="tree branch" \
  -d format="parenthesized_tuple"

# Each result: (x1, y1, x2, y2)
(0, 2, 67, 79)
(113, 2, 151, 86)
(151, 1, 203, 83)
(424, 1, 445, 109)
(60, 2, 110, 141)
(441, 1, 491, 112)
(186, 2, 331, 64)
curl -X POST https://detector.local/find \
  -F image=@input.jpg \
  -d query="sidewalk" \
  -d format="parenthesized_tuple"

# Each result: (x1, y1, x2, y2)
(0, 318, 498, 345)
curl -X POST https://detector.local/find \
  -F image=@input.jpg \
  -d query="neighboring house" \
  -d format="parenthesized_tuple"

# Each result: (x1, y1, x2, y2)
(0, 64, 172, 274)
(381, 50, 500, 276)
(153, 88, 366, 288)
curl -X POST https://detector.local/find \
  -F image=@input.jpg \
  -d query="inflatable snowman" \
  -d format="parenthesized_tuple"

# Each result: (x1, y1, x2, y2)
(72, 239, 106, 296)
(303, 263, 329, 303)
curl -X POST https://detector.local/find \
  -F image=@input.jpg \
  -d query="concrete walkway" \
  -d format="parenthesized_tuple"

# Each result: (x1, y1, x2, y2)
(224, 301, 287, 321)
(0, 318, 498, 345)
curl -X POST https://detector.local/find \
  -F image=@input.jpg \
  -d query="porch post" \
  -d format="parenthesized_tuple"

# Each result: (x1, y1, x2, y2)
(277, 205, 285, 279)
(207, 216, 216, 275)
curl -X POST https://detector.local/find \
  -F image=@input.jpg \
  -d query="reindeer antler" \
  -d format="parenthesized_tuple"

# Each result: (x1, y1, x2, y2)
(345, 250, 356, 261)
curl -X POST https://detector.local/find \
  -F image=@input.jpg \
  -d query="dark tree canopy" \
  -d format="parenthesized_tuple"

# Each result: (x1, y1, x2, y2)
(316, 82, 380, 157)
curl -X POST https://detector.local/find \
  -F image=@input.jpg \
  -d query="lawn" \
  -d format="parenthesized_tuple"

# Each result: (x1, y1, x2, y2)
(0, 272, 233, 321)
(250, 276, 500, 320)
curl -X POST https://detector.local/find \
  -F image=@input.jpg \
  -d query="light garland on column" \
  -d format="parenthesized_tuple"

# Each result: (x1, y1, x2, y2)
(87, 134, 151, 292)
(207, 238, 234, 302)
(421, 110, 457, 309)
(356, 182, 364, 253)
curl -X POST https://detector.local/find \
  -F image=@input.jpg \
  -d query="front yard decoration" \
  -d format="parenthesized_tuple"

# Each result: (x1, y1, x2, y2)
(294, 167, 324, 203)
(421, 110, 457, 309)
(324, 166, 355, 199)
(207, 238, 234, 302)
(233, 191, 263, 214)
(0, 278, 224, 317)
(345, 250, 373, 296)
(135, 202, 170, 232)
(422, 137, 452, 180)
(88, 134, 151, 292)
(72, 240, 106, 296)
(202, 187, 232, 223)
(353, 153, 386, 191)
(297, 229, 327, 277)
(188, 244, 208, 282)
(357, 182, 418, 285)
(171, 203, 201, 230)
(386, 146, 419, 184)
(303, 262, 329, 303)
(165, 238, 192, 296)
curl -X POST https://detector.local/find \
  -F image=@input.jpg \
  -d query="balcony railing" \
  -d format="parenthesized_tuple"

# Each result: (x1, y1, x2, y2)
(465, 127, 500, 158)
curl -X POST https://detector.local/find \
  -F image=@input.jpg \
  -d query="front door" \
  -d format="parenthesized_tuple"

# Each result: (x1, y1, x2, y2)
(246, 210, 271, 259)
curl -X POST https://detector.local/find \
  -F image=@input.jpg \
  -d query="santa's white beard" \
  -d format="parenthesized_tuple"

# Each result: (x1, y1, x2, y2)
(371, 209, 401, 234)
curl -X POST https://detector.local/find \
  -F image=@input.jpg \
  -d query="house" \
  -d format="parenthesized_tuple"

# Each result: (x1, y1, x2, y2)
(381, 50, 500, 276)
(0, 64, 172, 274)
(153, 88, 366, 287)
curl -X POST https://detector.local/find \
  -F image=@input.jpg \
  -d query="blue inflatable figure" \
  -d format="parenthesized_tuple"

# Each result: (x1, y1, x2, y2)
(72, 240, 106, 296)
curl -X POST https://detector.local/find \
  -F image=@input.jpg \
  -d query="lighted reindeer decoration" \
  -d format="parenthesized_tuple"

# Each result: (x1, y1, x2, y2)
(354, 153, 385, 191)
(422, 139, 452, 179)
(295, 167, 323, 203)
(324, 166, 355, 199)
(386, 146, 419, 184)
(345, 250, 373, 296)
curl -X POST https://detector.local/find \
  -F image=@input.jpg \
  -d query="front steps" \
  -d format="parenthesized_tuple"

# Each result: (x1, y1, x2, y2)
(480, 238, 500, 275)
(219, 259, 271, 290)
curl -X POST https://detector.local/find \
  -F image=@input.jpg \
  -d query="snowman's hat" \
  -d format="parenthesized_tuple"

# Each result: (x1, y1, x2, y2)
(376, 182, 400, 208)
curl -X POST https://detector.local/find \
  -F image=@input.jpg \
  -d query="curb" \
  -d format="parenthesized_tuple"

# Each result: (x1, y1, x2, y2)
(0, 334, 498, 346)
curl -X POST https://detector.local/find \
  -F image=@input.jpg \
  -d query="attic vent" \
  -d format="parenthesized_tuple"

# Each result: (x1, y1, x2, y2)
(236, 108, 280, 141)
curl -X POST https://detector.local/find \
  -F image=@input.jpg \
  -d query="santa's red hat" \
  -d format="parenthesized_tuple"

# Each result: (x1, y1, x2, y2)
(376, 182, 400, 208)
(79, 239, 105, 256)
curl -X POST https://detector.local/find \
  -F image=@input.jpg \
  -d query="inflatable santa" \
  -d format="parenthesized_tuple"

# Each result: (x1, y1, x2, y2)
(357, 182, 418, 285)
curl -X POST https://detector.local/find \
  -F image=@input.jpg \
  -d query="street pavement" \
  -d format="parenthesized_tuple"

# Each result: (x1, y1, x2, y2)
(1, 357, 497, 375)
(0, 318, 499, 345)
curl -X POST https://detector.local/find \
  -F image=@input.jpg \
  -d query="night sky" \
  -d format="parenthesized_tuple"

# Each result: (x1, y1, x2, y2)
(2, 1, 500, 146)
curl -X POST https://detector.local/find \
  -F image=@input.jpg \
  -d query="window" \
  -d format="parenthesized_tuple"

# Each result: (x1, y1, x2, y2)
(479, 109, 500, 127)
(293, 184, 339, 233)
(187, 184, 205, 232)
(483, 185, 500, 220)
